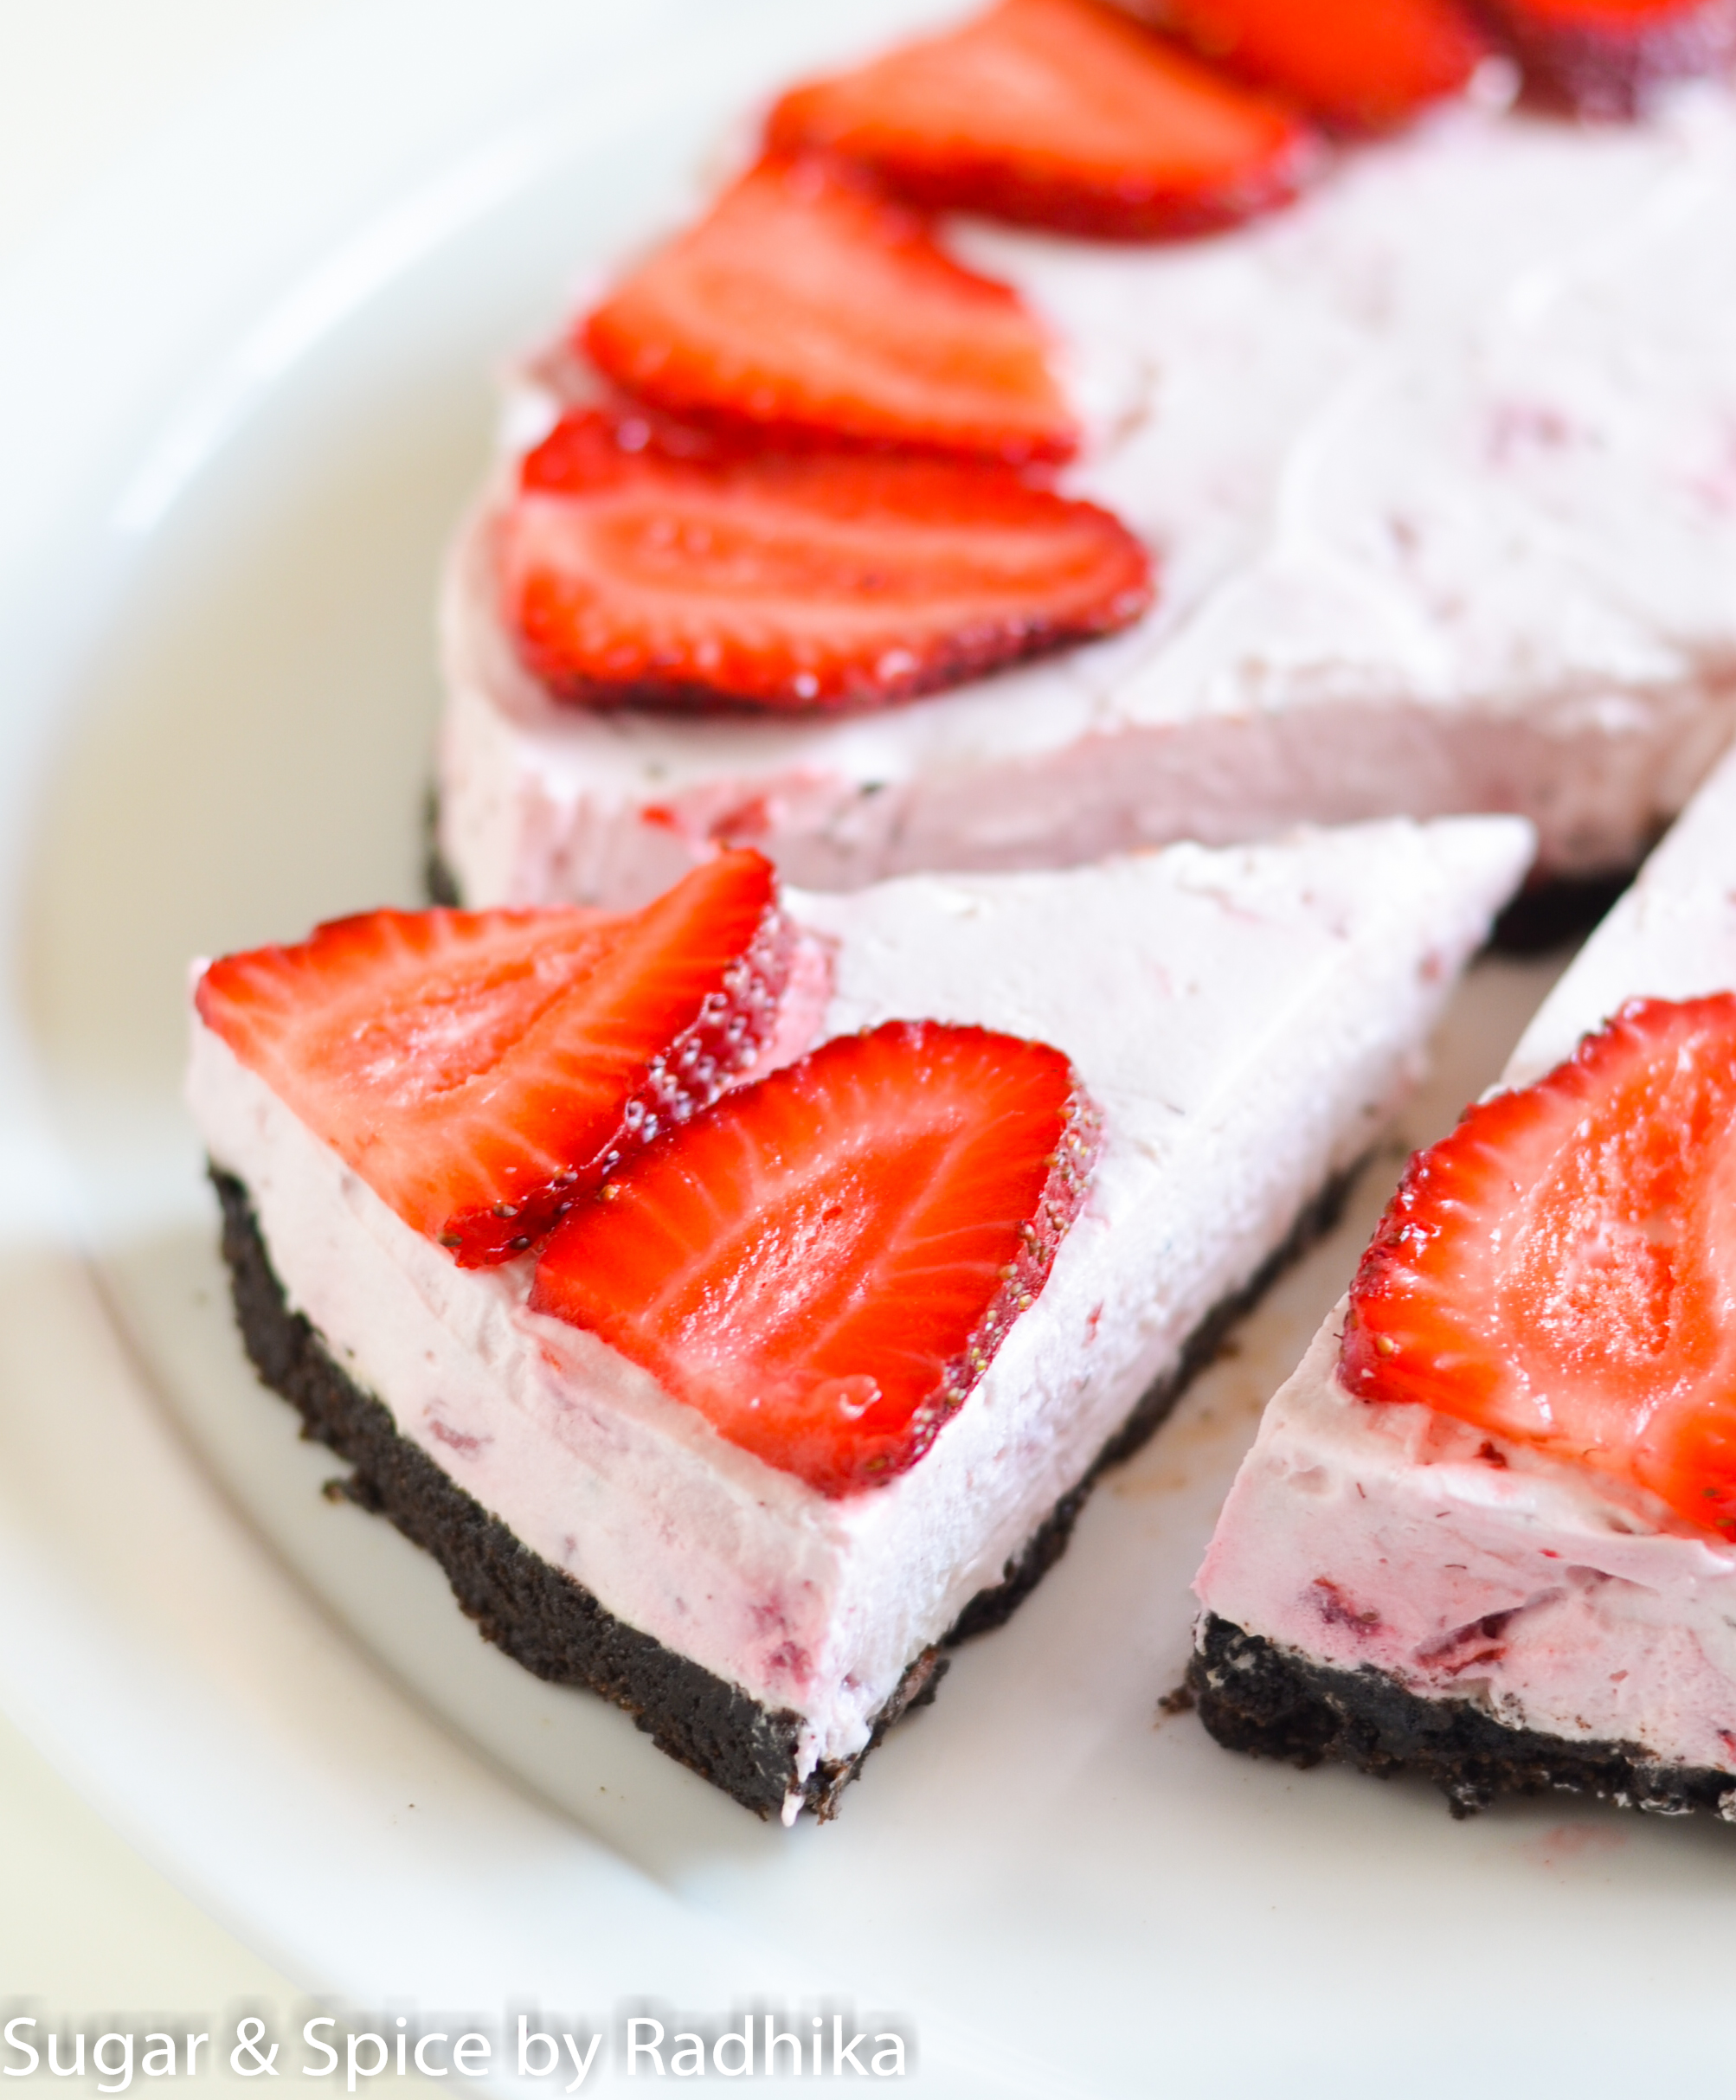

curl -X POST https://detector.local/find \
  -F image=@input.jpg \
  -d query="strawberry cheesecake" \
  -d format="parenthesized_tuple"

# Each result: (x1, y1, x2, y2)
(435, 0, 1736, 917)
(188, 815, 1527, 1818)
(1192, 739, 1736, 1819)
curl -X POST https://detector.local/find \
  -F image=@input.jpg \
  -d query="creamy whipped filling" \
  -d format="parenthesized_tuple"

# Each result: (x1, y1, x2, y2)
(438, 88, 1736, 911)
(1196, 1317, 1736, 1776)
(190, 819, 1528, 1795)
(1196, 742, 1736, 1774)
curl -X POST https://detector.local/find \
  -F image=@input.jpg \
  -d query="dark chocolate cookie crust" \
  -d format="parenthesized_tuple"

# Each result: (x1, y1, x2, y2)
(1188, 1613, 1736, 1822)
(213, 1157, 1354, 1818)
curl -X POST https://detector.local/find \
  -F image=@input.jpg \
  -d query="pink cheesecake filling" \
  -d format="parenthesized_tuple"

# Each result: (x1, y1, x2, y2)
(1196, 742, 1736, 1778)
(440, 87, 1736, 910)
(1196, 1317, 1736, 1776)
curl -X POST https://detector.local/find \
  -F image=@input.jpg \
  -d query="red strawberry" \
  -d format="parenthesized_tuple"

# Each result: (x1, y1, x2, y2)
(530, 1021, 1101, 1496)
(196, 851, 791, 1267)
(1135, 0, 1489, 131)
(764, 0, 1321, 241)
(1473, 0, 1736, 117)
(580, 153, 1077, 465)
(1342, 994, 1736, 1536)
(500, 408, 1153, 712)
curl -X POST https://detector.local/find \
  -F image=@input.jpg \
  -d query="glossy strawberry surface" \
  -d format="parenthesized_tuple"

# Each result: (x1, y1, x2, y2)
(581, 154, 1077, 465)
(197, 852, 789, 1265)
(500, 409, 1152, 713)
(530, 1020, 1101, 1495)
(766, 0, 1321, 240)
(1141, 0, 1489, 129)
(1343, 994, 1736, 1534)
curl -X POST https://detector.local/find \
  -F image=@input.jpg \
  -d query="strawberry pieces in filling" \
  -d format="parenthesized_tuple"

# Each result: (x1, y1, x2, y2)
(196, 851, 790, 1266)
(580, 153, 1077, 465)
(500, 408, 1153, 712)
(1136, 0, 1489, 131)
(765, 0, 1321, 241)
(1475, 0, 1736, 117)
(1342, 994, 1736, 1536)
(530, 1020, 1101, 1496)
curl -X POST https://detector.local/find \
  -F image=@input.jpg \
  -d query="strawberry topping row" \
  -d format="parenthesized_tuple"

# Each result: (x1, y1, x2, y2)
(763, 0, 1321, 241)
(498, 0, 1734, 722)
(196, 853, 1100, 1496)
(1344, 992, 1736, 1538)
(521, 135, 1156, 716)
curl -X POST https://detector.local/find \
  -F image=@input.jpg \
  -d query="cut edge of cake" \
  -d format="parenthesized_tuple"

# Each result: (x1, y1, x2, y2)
(1190, 742, 1736, 1821)
(190, 819, 1531, 1819)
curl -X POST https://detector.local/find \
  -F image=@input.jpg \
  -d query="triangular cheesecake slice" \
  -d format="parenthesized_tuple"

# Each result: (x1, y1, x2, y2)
(1193, 742, 1736, 1819)
(190, 817, 1527, 1820)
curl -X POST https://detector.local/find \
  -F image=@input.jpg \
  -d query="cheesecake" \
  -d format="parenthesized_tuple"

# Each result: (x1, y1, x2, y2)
(190, 817, 1527, 1818)
(436, 72, 1736, 913)
(1193, 741, 1736, 1819)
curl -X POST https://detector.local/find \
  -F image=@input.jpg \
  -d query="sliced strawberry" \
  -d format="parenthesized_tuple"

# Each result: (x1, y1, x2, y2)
(764, 0, 1321, 241)
(1342, 995, 1736, 1536)
(1474, 0, 1736, 116)
(1137, 0, 1489, 131)
(530, 1021, 1101, 1496)
(500, 408, 1152, 712)
(580, 154, 1076, 465)
(196, 851, 791, 1267)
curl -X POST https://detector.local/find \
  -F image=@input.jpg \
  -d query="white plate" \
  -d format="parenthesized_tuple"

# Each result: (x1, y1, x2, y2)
(7, 4, 1736, 2091)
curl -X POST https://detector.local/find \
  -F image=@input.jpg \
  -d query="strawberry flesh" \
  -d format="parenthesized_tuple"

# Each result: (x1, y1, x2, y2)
(530, 1020, 1102, 1496)
(500, 408, 1153, 712)
(1137, 0, 1489, 131)
(1474, 0, 1736, 116)
(1343, 995, 1736, 1536)
(765, 0, 1321, 241)
(580, 153, 1077, 465)
(196, 851, 791, 1267)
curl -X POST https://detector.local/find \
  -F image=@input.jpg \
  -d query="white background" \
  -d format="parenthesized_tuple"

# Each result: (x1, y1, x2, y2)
(0, 8, 434, 2081)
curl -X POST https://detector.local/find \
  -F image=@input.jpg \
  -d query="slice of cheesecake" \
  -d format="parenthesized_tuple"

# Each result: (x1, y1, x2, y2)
(1193, 742, 1736, 1820)
(191, 818, 1527, 1820)
(437, 83, 1736, 914)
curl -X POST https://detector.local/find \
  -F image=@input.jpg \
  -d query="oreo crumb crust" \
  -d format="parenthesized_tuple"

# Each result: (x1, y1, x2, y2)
(1489, 867, 1633, 955)
(1188, 1614, 1736, 1822)
(211, 1162, 1352, 1819)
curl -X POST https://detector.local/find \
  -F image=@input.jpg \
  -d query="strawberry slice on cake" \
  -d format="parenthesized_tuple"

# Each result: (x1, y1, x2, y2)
(580, 153, 1076, 465)
(1193, 742, 1736, 1821)
(195, 850, 789, 1265)
(764, 0, 1321, 241)
(498, 408, 1152, 712)
(1342, 992, 1736, 1532)
(533, 1021, 1100, 1494)
(1133, 0, 1490, 132)
(1476, 0, 1736, 118)
(190, 816, 1528, 1817)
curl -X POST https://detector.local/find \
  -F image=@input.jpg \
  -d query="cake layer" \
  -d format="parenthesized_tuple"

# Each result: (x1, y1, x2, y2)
(192, 820, 1528, 1808)
(439, 88, 1736, 911)
(1193, 742, 1736, 1796)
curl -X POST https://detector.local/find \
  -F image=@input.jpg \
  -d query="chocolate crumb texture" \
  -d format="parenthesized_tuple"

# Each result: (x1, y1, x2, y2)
(211, 1161, 1353, 1818)
(1189, 1614, 1736, 1822)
